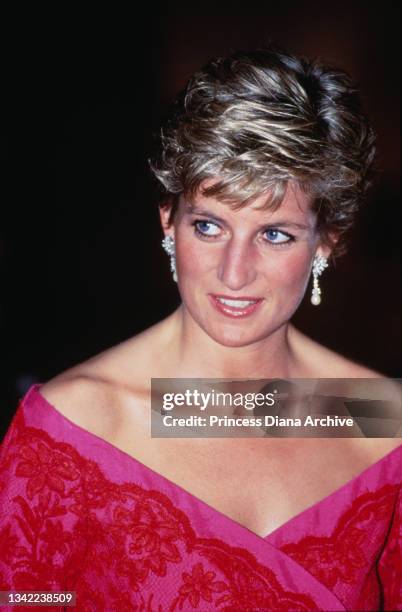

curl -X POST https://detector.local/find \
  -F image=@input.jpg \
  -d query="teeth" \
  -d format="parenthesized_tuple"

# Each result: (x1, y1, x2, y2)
(217, 298, 257, 308)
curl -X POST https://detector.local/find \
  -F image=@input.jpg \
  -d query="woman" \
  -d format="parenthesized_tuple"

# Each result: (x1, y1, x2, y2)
(1, 46, 400, 611)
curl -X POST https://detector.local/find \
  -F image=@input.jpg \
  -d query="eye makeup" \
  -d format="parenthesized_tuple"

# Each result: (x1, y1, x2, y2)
(191, 219, 296, 247)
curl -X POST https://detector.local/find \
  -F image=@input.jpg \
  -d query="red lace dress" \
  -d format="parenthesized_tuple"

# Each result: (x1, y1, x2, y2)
(0, 384, 401, 611)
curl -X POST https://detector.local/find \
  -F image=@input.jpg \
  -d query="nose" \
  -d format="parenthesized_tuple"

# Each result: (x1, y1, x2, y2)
(217, 238, 258, 290)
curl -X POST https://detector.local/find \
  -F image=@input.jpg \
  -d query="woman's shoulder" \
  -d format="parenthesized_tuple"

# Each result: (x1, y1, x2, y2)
(289, 326, 402, 439)
(39, 348, 151, 441)
(38, 374, 121, 440)
(38, 314, 177, 439)
(289, 325, 384, 378)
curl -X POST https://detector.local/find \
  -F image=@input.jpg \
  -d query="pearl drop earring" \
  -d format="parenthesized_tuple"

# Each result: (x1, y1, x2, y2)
(161, 235, 178, 282)
(311, 254, 328, 305)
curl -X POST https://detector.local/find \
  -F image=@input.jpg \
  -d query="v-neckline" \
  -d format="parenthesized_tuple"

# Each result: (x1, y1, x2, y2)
(28, 384, 401, 543)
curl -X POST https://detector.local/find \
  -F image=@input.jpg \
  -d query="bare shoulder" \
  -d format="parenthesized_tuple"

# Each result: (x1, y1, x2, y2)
(289, 325, 384, 378)
(289, 326, 401, 452)
(39, 314, 176, 439)
(38, 374, 123, 440)
(39, 343, 153, 440)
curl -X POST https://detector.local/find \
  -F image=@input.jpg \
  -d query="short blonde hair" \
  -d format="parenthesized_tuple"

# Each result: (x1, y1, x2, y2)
(149, 46, 376, 256)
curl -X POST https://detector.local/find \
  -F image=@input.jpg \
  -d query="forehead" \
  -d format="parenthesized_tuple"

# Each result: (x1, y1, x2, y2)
(182, 178, 316, 226)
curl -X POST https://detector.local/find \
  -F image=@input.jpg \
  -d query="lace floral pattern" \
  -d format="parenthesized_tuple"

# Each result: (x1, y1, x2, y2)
(0, 396, 401, 611)
(0, 405, 320, 611)
(279, 484, 400, 609)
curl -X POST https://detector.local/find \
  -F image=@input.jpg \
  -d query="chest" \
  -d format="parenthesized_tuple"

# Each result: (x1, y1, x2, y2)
(111, 429, 380, 538)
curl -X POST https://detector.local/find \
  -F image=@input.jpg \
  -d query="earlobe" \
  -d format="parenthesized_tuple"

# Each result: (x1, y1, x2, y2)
(317, 232, 339, 260)
(316, 245, 332, 260)
(159, 203, 175, 237)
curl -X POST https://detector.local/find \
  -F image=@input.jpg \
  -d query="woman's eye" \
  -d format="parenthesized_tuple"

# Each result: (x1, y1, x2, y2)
(193, 220, 221, 237)
(264, 228, 293, 245)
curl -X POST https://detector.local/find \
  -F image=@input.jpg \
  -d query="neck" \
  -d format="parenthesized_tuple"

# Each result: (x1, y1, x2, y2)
(164, 304, 298, 379)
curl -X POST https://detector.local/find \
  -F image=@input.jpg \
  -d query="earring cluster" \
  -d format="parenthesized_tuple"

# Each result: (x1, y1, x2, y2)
(161, 235, 178, 282)
(311, 254, 328, 305)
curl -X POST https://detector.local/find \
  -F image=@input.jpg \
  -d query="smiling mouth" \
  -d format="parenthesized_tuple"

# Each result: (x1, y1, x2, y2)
(209, 294, 264, 318)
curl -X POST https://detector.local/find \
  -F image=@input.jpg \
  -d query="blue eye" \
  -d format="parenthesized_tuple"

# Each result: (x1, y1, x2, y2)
(193, 220, 221, 237)
(264, 229, 293, 245)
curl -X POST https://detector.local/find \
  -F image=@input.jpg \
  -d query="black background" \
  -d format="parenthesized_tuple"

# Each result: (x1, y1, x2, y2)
(2, 4, 400, 435)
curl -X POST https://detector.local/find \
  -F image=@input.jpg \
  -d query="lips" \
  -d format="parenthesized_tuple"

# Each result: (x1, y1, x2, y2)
(209, 294, 264, 318)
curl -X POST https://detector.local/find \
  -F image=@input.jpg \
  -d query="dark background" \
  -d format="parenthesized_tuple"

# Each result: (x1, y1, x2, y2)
(2, 4, 400, 435)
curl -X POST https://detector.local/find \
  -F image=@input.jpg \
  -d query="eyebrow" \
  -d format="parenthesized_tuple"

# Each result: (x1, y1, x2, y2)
(186, 205, 311, 231)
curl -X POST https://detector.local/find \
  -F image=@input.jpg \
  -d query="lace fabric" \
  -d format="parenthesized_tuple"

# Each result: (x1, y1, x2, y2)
(0, 384, 401, 611)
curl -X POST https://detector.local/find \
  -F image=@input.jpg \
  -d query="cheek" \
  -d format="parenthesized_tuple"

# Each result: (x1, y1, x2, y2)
(177, 243, 201, 272)
(176, 235, 216, 276)
(261, 249, 312, 291)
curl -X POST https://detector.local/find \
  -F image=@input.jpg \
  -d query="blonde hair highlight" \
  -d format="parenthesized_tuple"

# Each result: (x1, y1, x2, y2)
(149, 46, 376, 256)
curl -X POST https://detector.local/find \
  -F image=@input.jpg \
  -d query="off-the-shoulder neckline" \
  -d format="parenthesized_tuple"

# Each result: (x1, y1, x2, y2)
(21, 383, 402, 542)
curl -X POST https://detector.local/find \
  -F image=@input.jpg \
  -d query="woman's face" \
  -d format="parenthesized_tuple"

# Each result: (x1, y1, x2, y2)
(161, 179, 327, 347)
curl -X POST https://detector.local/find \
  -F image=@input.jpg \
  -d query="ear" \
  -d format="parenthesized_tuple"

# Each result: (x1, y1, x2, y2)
(159, 202, 175, 238)
(316, 244, 332, 260)
(316, 231, 339, 260)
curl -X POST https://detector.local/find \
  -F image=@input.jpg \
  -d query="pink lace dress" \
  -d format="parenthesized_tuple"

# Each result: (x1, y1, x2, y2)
(0, 384, 401, 611)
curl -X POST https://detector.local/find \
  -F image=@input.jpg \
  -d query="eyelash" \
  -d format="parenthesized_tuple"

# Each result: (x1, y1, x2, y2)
(191, 220, 296, 247)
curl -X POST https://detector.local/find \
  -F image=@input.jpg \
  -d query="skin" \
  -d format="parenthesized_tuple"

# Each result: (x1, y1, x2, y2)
(159, 178, 329, 379)
(38, 178, 401, 539)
